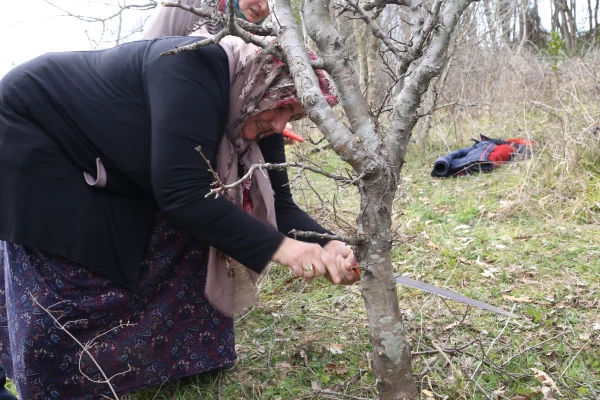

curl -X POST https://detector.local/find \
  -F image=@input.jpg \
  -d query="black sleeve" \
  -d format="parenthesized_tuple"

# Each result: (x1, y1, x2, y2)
(144, 43, 285, 273)
(259, 134, 332, 246)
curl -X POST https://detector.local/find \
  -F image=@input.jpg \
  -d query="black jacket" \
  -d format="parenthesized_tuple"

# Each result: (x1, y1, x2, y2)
(0, 37, 327, 288)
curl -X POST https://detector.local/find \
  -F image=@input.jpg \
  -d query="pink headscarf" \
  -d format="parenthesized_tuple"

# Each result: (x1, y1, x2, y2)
(203, 36, 337, 315)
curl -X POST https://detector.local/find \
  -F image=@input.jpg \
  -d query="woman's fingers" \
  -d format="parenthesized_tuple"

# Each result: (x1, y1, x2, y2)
(319, 251, 340, 285)
(271, 237, 359, 285)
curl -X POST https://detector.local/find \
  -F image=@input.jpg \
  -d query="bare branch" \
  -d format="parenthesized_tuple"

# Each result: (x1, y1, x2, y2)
(396, 0, 443, 78)
(195, 145, 358, 198)
(276, 0, 381, 178)
(162, 0, 274, 35)
(363, 0, 410, 11)
(160, 28, 230, 55)
(345, 0, 402, 59)
(386, 0, 473, 171)
(43, 0, 158, 23)
(30, 294, 135, 399)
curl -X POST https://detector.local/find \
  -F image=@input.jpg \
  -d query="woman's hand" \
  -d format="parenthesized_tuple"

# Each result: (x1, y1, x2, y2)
(272, 237, 343, 284)
(323, 240, 360, 285)
(283, 123, 298, 146)
(271, 238, 360, 285)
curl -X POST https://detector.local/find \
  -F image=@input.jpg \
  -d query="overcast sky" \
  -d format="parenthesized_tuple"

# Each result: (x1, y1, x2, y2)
(0, 0, 153, 78)
(0, 0, 592, 78)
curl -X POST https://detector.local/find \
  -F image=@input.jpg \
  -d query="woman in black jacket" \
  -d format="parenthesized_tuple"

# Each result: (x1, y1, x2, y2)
(0, 35, 358, 399)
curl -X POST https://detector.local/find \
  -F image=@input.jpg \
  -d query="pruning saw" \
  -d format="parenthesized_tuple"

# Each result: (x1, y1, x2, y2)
(353, 268, 519, 319)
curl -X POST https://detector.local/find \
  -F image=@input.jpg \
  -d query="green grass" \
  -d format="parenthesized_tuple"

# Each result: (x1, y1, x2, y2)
(8, 104, 600, 400)
(124, 113, 599, 399)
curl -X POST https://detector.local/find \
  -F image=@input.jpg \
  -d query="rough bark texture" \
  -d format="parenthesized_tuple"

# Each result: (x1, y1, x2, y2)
(355, 170, 418, 400)
(273, 0, 475, 397)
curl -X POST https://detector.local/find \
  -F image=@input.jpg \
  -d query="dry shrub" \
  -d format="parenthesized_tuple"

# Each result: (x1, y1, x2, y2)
(421, 46, 600, 224)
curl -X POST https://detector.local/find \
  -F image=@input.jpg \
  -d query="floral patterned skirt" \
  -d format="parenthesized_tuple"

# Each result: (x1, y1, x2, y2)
(0, 214, 236, 399)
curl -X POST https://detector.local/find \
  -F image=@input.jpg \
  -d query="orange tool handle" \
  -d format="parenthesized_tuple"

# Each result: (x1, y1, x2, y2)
(353, 267, 360, 276)
(282, 129, 304, 142)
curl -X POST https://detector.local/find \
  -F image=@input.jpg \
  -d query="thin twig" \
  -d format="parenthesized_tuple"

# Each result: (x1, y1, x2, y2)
(30, 294, 133, 399)
(195, 146, 359, 198)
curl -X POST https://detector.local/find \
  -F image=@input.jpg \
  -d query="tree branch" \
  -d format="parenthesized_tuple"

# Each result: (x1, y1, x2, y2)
(396, 0, 443, 78)
(302, 0, 382, 157)
(386, 0, 473, 171)
(363, 0, 410, 11)
(43, 0, 157, 23)
(345, 0, 402, 59)
(194, 146, 359, 199)
(31, 294, 135, 399)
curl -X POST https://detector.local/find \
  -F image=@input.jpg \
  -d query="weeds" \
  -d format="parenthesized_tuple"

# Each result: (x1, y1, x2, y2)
(7, 52, 600, 400)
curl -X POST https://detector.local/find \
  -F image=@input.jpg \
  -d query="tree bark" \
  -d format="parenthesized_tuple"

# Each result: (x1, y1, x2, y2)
(273, 0, 475, 397)
(483, 0, 497, 47)
(366, 14, 381, 108)
(588, 0, 594, 32)
(595, 0, 599, 38)
(517, 0, 528, 54)
(353, 19, 370, 91)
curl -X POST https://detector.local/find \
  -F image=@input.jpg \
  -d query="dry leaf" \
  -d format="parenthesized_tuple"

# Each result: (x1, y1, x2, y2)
(421, 389, 435, 397)
(511, 395, 531, 400)
(366, 352, 373, 370)
(443, 321, 459, 331)
(531, 368, 563, 396)
(454, 224, 470, 231)
(579, 332, 591, 340)
(541, 386, 556, 400)
(311, 381, 321, 392)
(482, 269, 497, 278)
(327, 343, 345, 355)
(503, 295, 533, 303)
(276, 361, 292, 370)
(426, 240, 440, 250)
(324, 362, 349, 374)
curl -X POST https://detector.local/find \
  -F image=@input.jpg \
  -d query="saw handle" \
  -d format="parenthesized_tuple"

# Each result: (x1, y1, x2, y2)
(282, 129, 304, 142)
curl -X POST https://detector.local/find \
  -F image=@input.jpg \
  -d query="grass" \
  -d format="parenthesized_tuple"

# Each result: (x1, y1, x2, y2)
(123, 104, 599, 399)
(7, 64, 600, 400)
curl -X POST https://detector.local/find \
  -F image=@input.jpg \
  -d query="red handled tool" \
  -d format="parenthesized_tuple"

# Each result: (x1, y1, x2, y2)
(282, 129, 304, 142)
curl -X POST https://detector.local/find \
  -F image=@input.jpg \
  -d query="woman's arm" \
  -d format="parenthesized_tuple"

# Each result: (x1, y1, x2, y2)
(144, 41, 285, 274)
(259, 134, 359, 285)
(258, 134, 332, 244)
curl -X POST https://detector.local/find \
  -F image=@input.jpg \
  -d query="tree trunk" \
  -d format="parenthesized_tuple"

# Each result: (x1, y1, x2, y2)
(483, 0, 497, 47)
(517, 0, 528, 53)
(276, 0, 475, 397)
(588, 0, 594, 32)
(551, 0, 559, 33)
(566, 0, 578, 45)
(595, 0, 599, 38)
(356, 171, 418, 399)
(498, 0, 512, 44)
